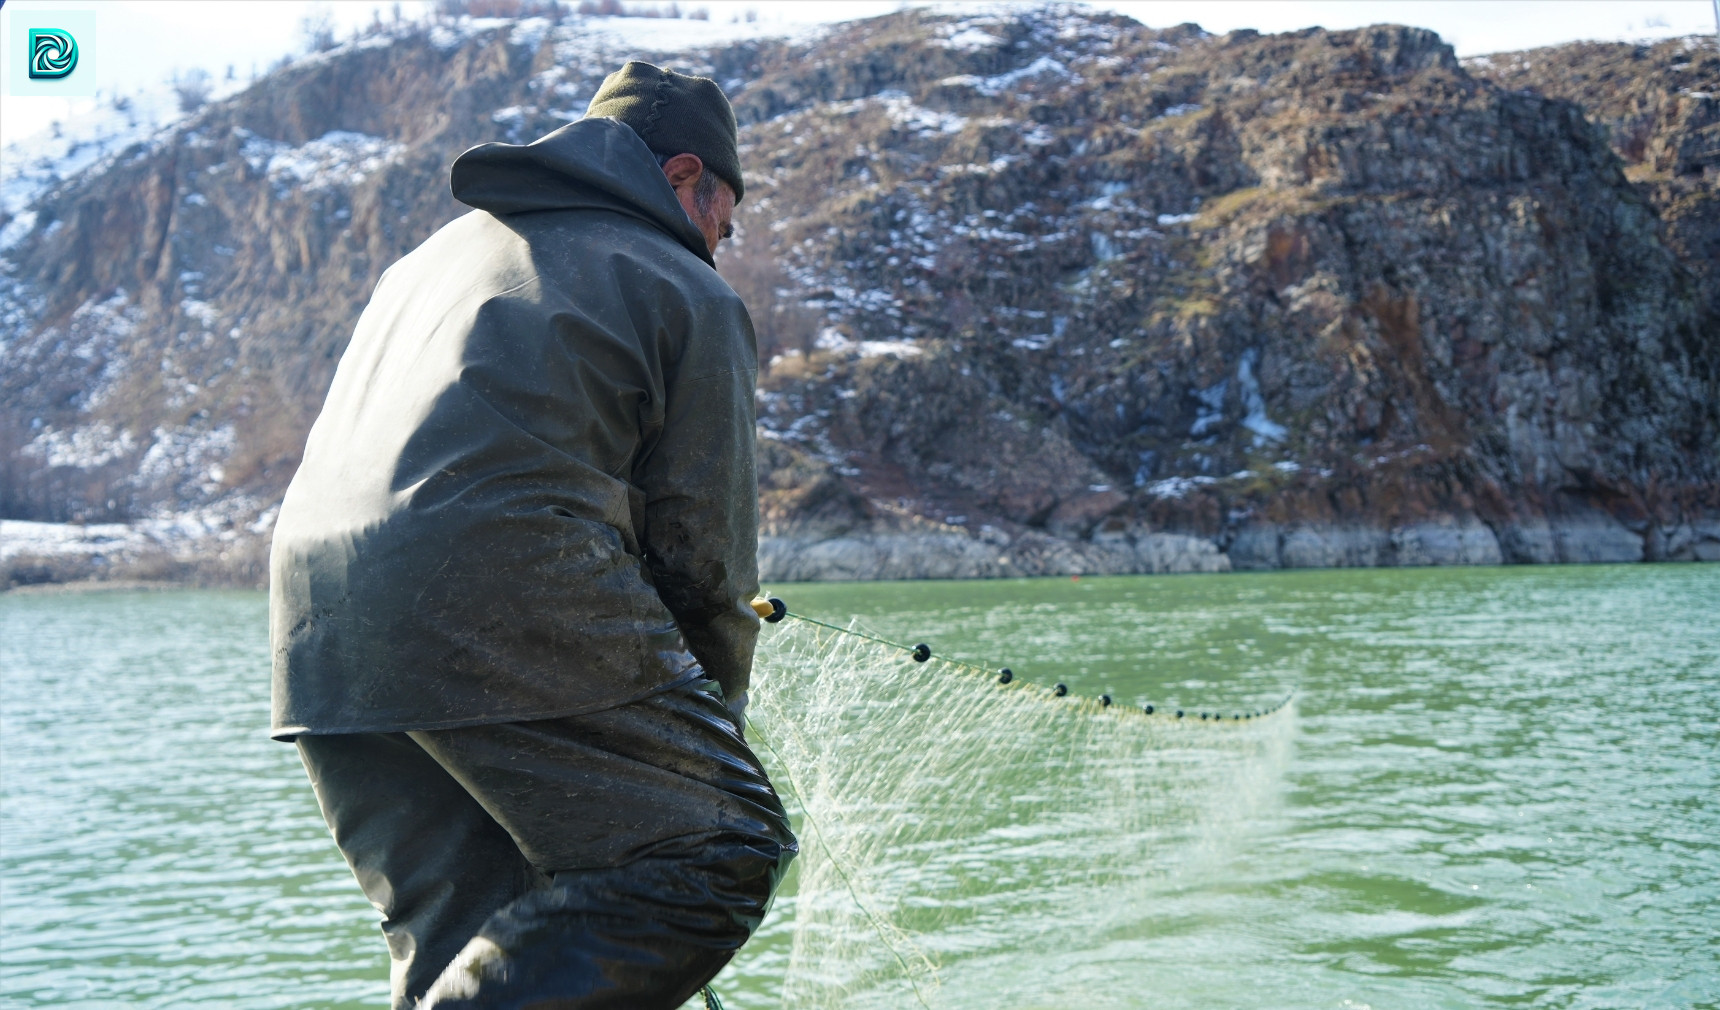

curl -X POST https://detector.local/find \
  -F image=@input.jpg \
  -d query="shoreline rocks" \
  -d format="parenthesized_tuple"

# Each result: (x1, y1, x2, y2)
(756, 514, 1718, 582)
(759, 527, 1230, 581)
(5, 512, 1713, 591)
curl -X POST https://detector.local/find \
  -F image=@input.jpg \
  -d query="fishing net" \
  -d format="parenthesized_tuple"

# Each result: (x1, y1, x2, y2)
(731, 614, 1296, 1009)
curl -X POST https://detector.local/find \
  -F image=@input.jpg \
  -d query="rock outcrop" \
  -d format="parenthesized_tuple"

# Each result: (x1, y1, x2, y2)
(2, 7, 1716, 586)
(1465, 36, 1720, 318)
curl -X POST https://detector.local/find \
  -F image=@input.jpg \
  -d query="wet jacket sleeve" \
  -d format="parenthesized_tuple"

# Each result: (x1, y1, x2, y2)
(634, 350, 761, 704)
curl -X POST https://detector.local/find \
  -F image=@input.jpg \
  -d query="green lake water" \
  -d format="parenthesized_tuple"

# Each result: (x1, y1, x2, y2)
(2, 564, 1716, 1008)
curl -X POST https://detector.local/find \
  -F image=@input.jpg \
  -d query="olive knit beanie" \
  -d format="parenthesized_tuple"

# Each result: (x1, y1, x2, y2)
(585, 61, 744, 203)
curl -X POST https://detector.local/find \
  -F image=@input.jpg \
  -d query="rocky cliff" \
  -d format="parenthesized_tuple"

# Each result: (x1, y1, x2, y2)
(2, 6, 1716, 586)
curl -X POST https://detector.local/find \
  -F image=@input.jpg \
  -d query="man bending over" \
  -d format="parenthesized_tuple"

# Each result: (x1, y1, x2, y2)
(269, 62, 795, 1008)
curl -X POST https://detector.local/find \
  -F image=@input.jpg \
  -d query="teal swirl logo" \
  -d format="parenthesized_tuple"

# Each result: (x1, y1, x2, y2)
(28, 29, 79, 80)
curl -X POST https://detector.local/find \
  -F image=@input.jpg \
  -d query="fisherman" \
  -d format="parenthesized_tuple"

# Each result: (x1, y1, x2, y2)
(267, 62, 794, 1008)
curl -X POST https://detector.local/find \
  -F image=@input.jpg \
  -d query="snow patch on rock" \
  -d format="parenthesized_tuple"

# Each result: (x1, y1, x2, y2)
(22, 424, 137, 469)
(1237, 348, 1287, 444)
(241, 130, 407, 192)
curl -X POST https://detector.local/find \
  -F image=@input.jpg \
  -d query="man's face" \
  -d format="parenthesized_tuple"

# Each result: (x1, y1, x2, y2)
(676, 177, 735, 255)
(662, 153, 736, 255)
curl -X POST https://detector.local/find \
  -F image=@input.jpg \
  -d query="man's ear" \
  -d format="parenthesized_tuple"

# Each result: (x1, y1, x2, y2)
(661, 153, 705, 190)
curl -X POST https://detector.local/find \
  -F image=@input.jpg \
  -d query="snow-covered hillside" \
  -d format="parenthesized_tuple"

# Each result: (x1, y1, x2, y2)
(3, 6, 1717, 587)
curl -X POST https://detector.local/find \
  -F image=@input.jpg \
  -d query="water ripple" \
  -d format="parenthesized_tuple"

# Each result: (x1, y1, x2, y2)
(3, 566, 1717, 1008)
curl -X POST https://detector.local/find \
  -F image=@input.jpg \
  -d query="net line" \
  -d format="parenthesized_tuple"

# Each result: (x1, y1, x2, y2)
(776, 606, 1295, 722)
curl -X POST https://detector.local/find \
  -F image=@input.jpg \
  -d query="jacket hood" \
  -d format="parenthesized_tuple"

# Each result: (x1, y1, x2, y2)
(449, 117, 713, 266)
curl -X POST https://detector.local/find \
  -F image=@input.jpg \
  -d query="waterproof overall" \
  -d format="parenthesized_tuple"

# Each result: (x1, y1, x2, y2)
(298, 680, 793, 1008)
